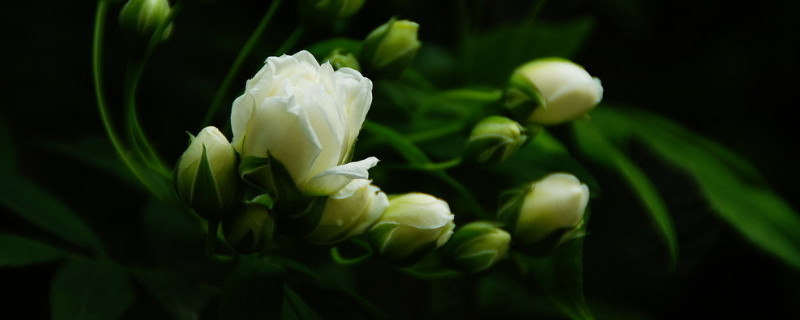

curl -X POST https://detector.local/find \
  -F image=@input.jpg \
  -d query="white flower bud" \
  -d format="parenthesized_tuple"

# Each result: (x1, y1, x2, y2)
(445, 221, 511, 273)
(499, 173, 589, 251)
(175, 126, 239, 220)
(360, 18, 421, 78)
(306, 179, 389, 244)
(368, 193, 455, 266)
(464, 116, 530, 164)
(507, 58, 603, 125)
(223, 203, 276, 255)
(118, 0, 173, 41)
(231, 51, 378, 196)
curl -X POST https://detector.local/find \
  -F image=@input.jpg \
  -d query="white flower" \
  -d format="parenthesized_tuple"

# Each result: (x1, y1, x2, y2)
(507, 58, 603, 125)
(516, 173, 590, 245)
(368, 193, 455, 265)
(306, 179, 389, 244)
(231, 50, 378, 196)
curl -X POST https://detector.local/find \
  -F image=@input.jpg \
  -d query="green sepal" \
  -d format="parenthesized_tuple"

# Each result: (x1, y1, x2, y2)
(496, 184, 531, 235)
(359, 17, 395, 65)
(505, 73, 546, 122)
(267, 152, 303, 202)
(246, 194, 275, 210)
(368, 223, 442, 267)
(191, 145, 225, 220)
(274, 196, 326, 238)
(239, 156, 271, 191)
(463, 137, 508, 165)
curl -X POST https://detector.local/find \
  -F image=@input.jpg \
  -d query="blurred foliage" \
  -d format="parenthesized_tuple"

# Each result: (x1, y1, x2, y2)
(2, 0, 799, 319)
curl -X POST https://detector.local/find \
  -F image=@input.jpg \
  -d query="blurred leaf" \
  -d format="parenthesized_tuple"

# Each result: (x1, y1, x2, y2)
(0, 174, 105, 255)
(0, 115, 14, 174)
(0, 233, 67, 267)
(132, 269, 211, 320)
(460, 17, 595, 85)
(520, 238, 595, 320)
(593, 107, 800, 269)
(572, 119, 679, 268)
(41, 137, 137, 186)
(51, 258, 135, 320)
(142, 197, 204, 266)
(281, 285, 323, 320)
(218, 256, 285, 320)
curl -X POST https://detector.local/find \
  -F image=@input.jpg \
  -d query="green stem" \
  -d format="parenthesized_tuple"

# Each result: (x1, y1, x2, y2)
(437, 88, 503, 102)
(202, 0, 284, 127)
(93, 0, 167, 199)
(273, 25, 307, 56)
(392, 157, 462, 171)
(122, 3, 184, 180)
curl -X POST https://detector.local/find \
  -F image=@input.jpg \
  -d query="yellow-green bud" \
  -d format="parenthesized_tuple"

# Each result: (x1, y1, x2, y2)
(306, 179, 388, 244)
(360, 18, 421, 78)
(498, 173, 589, 253)
(506, 58, 603, 125)
(445, 221, 511, 273)
(299, 0, 365, 25)
(223, 203, 275, 254)
(119, 0, 173, 41)
(464, 116, 530, 164)
(175, 126, 239, 221)
(324, 48, 361, 71)
(368, 193, 455, 266)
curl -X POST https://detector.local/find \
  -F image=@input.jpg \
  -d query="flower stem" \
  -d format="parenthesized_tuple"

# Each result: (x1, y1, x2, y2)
(202, 0, 284, 127)
(93, 0, 168, 199)
(392, 157, 462, 171)
(273, 25, 307, 56)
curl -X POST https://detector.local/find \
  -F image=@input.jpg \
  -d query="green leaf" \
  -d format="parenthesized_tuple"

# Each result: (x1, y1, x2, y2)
(0, 174, 105, 255)
(0, 233, 67, 267)
(131, 269, 211, 320)
(520, 237, 595, 320)
(282, 285, 323, 320)
(594, 107, 800, 269)
(218, 256, 285, 320)
(572, 119, 679, 269)
(51, 258, 136, 320)
(460, 17, 595, 85)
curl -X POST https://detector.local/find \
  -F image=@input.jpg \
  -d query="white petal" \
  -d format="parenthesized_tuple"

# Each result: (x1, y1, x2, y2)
(230, 93, 255, 153)
(302, 157, 379, 195)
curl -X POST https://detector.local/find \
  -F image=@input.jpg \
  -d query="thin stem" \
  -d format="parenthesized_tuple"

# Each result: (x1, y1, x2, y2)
(273, 25, 307, 56)
(202, 0, 284, 127)
(122, 3, 184, 179)
(437, 88, 503, 102)
(93, 0, 166, 198)
(391, 157, 462, 171)
(405, 123, 466, 143)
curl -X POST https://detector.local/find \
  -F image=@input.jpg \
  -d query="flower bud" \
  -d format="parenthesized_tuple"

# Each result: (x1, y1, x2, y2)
(299, 0, 365, 25)
(360, 18, 421, 78)
(445, 221, 511, 273)
(223, 203, 275, 254)
(306, 179, 389, 244)
(464, 116, 530, 165)
(498, 173, 589, 253)
(324, 48, 361, 71)
(368, 193, 455, 266)
(175, 126, 239, 221)
(506, 58, 603, 125)
(119, 0, 173, 41)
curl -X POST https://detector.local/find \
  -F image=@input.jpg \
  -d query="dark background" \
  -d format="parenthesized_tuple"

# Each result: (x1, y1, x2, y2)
(2, 0, 798, 318)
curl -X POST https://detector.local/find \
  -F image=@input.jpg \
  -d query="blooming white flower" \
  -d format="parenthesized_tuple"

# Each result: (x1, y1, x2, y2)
(231, 50, 377, 196)
(368, 193, 455, 265)
(306, 179, 389, 244)
(507, 58, 603, 125)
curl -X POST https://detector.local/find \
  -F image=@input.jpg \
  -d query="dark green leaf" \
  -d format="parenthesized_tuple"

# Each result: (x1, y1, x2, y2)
(0, 174, 105, 254)
(0, 233, 67, 267)
(460, 17, 595, 85)
(132, 269, 211, 320)
(51, 258, 135, 320)
(282, 285, 323, 320)
(520, 238, 595, 320)
(572, 120, 678, 268)
(218, 256, 285, 320)
(594, 107, 800, 269)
